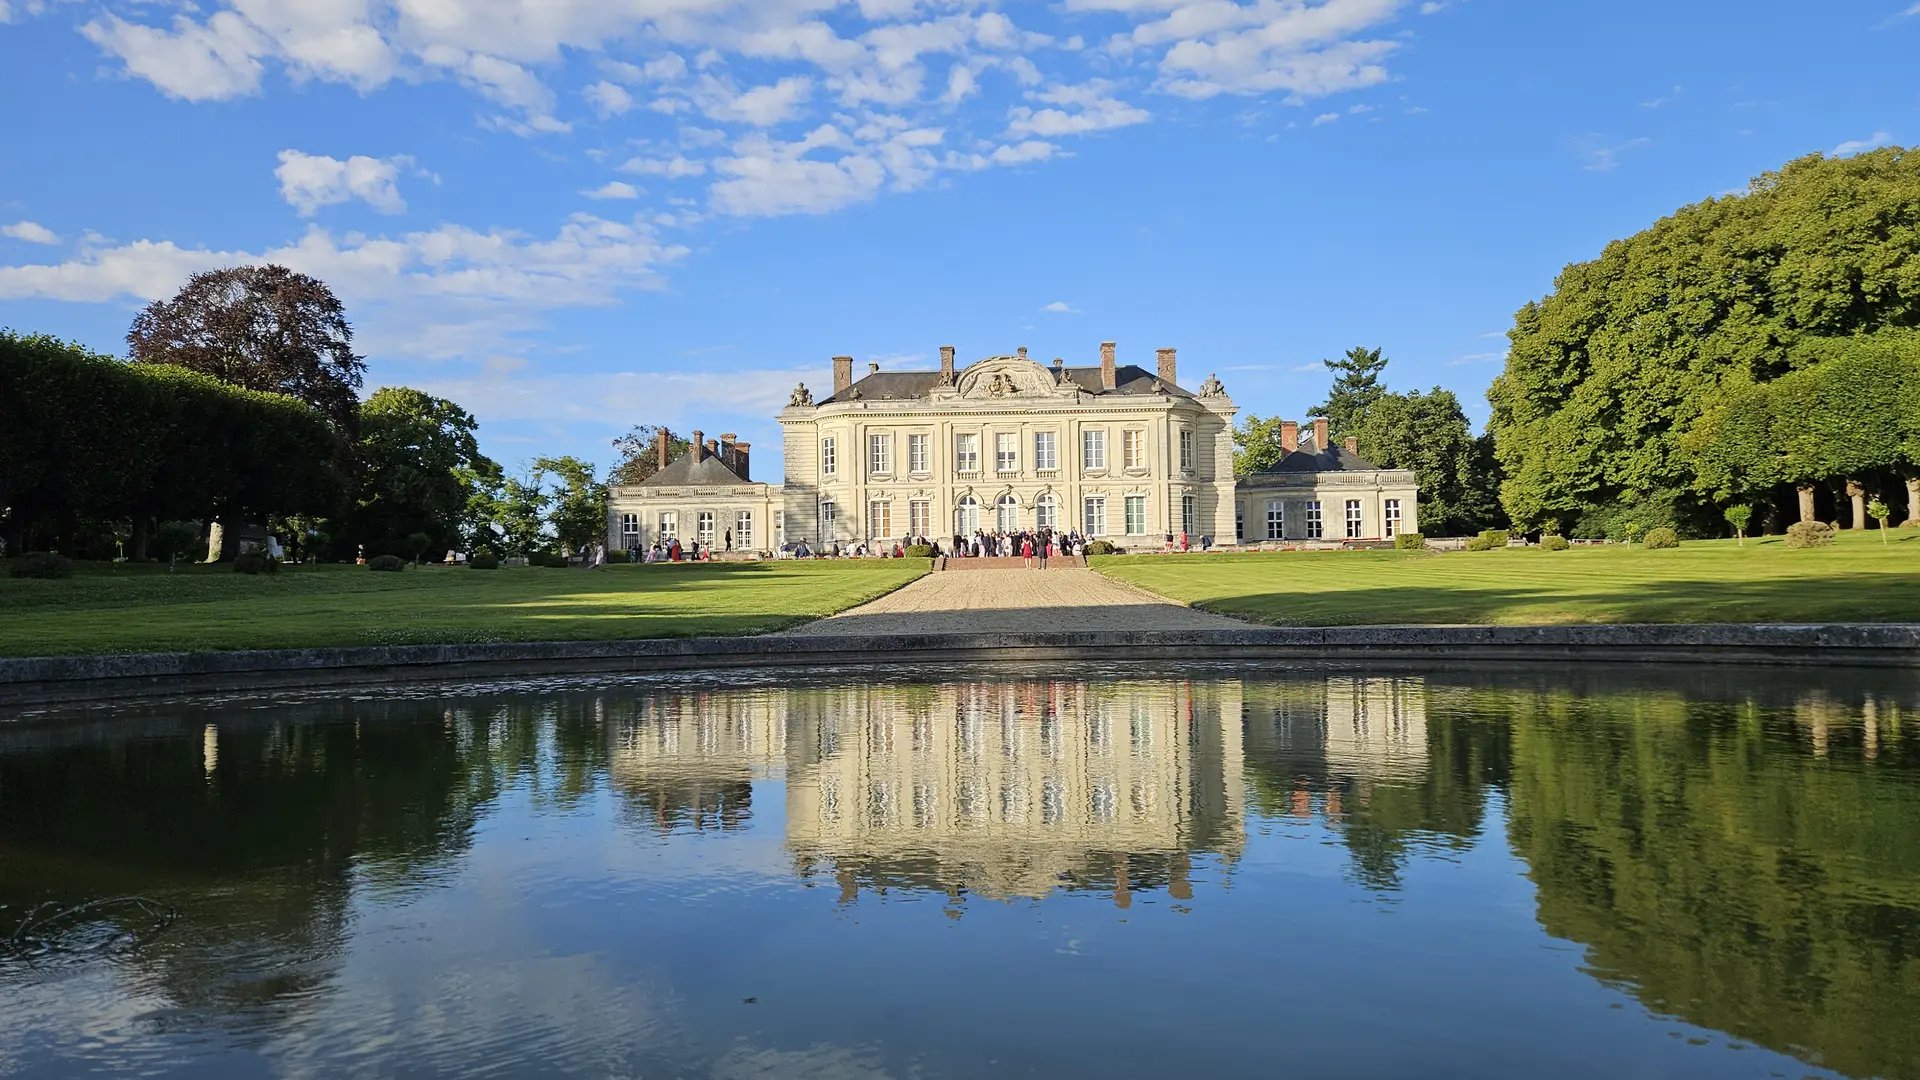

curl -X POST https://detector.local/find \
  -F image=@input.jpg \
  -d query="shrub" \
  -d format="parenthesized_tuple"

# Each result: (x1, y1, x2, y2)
(1465, 535, 1495, 551)
(232, 551, 279, 575)
(9, 552, 74, 579)
(469, 546, 501, 570)
(1393, 532, 1425, 550)
(1642, 527, 1679, 550)
(528, 551, 570, 568)
(155, 520, 203, 562)
(1480, 529, 1511, 548)
(1786, 521, 1836, 549)
(368, 554, 406, 572)
(1540, 534, 1571, 551)
(1085, 540, 1116, 556)
(903, 544, 934, 558)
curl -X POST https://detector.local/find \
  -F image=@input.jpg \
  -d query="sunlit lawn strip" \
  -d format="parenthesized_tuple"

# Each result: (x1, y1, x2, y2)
(0, 560, 929, 657)
(1092, 530, 1920, 626)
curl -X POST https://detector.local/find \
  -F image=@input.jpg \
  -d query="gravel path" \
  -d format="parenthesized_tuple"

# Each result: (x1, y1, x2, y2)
(778, 567, 1254, 636)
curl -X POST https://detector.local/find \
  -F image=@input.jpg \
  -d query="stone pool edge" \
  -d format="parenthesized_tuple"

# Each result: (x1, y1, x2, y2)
(4, 624, 1919, 707)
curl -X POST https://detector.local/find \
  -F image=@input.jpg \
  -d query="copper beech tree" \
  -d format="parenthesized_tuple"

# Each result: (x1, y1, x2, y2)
(127, 265, 367, 439)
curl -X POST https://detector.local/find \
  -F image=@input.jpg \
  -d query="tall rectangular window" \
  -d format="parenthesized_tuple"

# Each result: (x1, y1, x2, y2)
(775, 510, 785, 548)
(1083, 496, 1107, 536)
(908, 433, 929, 473)
(1182, 495, 1197, 537)
(658, 511, 678, 540)
(1034, 431, 1058, 471)
(955, 433, 980, 474)
(995, 432, 1018, 473)
(620, 513, 639, 549)
(1036, 496, 1058, 529)
(1345, 499, 1364, 539)
(820, 500, 836, 536)
(868, 501, 891, 540)
(1384, 499, 1401, 538)
(736, 511, 753, 549)
(820, 437, 836, 477)
(1179, 429, 1195, 472)
(1236, 506, 1244, 541)
(909, 500, 930, 538)
(1122, 430, 1145, 469)
(1266, 500, 1284, 540)
(697, 511, 716, 546)
(868, 433, 890, 476)
(1306, 500, 1323, 540)
(1124, 495, 1147, 535)
(1082, 429, 1106, 471)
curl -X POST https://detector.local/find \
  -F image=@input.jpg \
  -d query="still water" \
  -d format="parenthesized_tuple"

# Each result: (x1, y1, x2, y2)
(2, 664, 1917, 1079)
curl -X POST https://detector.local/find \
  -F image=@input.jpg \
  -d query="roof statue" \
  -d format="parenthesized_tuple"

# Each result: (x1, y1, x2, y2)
(1199, 372, 1227, 398)
(788, 382, 814, 407)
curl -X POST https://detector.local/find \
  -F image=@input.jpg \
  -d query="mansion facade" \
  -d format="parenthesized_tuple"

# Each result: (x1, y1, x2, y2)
(607, 343, 1418, 553)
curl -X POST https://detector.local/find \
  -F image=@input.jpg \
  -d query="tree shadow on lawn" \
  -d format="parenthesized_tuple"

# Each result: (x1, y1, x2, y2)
(1196, 572, 1920, 626)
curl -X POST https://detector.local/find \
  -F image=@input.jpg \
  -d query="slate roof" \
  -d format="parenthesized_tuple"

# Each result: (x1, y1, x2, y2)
(818, 364, 1193, 405)
(1257, 442, 1383, 473)
(637, 449, 751, 486)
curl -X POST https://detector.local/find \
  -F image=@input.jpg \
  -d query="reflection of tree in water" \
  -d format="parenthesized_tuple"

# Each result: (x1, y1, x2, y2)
(1240, 676, 1510, 891)
(0, 699, 498, 1015)
(1498, 684, 1920, 1080)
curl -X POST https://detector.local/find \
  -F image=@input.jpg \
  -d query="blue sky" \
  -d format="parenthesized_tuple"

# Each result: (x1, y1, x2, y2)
(2, 0, 1915, 481)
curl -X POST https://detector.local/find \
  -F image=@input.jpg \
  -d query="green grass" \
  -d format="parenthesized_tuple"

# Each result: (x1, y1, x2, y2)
(0, 559, 930, 657)
(1093, 528, 1920, 626)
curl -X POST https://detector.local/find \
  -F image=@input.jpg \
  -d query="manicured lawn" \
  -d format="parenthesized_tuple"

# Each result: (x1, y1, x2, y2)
(0, 559, 929, 657)
(1093, 529, 1920, 626)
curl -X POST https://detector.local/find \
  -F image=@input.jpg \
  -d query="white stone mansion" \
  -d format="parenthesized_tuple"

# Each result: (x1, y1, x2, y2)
(607, 343, 1418, 552)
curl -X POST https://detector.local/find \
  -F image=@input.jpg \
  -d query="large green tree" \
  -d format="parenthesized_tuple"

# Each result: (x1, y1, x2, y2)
(342, 388, 501, 559)
(1351, 388, 1506, 535)
(1489, 147, 1920, 532)
(532, 456, 605, 554)
(1309, 345, 1389, 437)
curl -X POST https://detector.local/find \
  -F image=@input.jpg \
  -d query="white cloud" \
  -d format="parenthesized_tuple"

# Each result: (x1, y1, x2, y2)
(275, 149, 410, 216)
(618, 155, 708, 179)
(1042, 300, 1079, 313)
(705, 75, 813, 127)
(1831, 131, 1893, 156)
(1579, 136, 1652, 172)
(2, 221, 60, 245)
(0, 214, 689, 361)
(1448, 351, 1506, 365)
(582, 181, 641, 199)
(1006, 80, 1150, 137)
(1311, 111, 1339, 125)
(709, 130, 888, 216)
(81, 12, 269, 102)
(583, 80, 634, 118)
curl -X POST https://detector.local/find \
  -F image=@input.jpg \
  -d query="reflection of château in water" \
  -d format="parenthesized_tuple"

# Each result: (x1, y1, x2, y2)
(1242, 675, 1430, 815)
(608, 679, 1248, 903)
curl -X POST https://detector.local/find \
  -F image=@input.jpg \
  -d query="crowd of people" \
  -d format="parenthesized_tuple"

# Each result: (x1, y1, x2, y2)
(620, 528, 1214, 564)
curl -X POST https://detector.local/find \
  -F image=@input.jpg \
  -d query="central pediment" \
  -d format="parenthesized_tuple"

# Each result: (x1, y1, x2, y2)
(952, 355, 1074, 400)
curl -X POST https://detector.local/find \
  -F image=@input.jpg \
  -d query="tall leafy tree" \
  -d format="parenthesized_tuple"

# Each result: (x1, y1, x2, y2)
(1310, 346, 1389, 437)
(127, 265, 367, 438)
(1351, 389, 1506, 535)
(1231, 414, 1293, 475)
(533, 456, 606, 553)
(1489, 146, 1920, 531)
(344, 388, 501, 558)
(608, 425, 691, 485)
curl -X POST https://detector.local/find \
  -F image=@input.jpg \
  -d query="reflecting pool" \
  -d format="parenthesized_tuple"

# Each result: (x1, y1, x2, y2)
(3, 664, 1917, 1079)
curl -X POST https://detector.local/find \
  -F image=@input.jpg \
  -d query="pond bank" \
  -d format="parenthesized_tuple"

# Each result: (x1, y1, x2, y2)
(4, 623, 1919, 707)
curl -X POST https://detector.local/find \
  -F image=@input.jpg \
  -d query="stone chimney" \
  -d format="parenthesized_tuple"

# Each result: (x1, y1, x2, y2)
(1281, 421, 1298, 453)
(1157, 347, 1177, 387)
(1100, 341, 1117, 390)
(832, 355, 854, 395)
(691, 429, 705, 463)
(706, 438, 719, 460)
(939, 345, 956, 385)
(733, 440, 750, 481)
(868, 361, 880, 375)
(656, 428, 671, 472)
(719, 433, 737, 471)
(1312, 417, 1329, 451)
(1343, 436, 1358, 456)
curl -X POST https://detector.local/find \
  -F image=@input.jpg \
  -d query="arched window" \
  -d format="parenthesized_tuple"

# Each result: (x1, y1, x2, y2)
(1035, 494, 1058, 529)
(996, 494, 1020, 532)
(955, 495, 980, 534)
